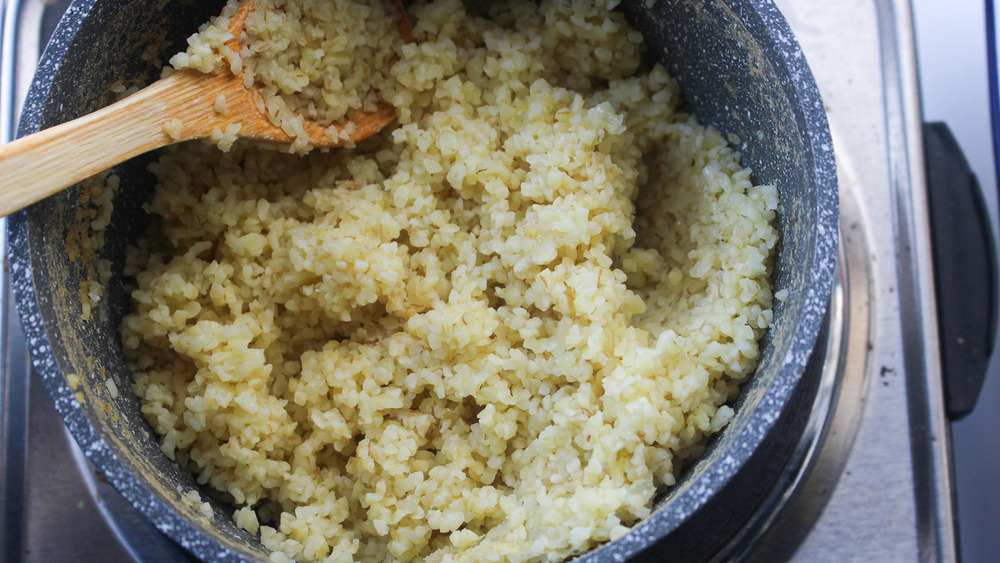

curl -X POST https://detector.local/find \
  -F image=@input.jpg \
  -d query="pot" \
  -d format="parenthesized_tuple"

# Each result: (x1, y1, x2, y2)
(8, 0, 838, 560)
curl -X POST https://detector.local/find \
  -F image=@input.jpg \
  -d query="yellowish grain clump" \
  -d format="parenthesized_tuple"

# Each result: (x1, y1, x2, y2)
(170, 0, 406, 152)
(124, 1, 780, 562)
(67, 172, 119, 321)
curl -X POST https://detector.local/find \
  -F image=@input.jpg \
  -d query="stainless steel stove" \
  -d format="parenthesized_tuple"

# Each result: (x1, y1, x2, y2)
(0, 0, 972, 560)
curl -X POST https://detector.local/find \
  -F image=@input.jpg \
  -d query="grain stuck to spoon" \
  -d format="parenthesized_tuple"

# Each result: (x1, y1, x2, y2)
(0, 0, 411, 218)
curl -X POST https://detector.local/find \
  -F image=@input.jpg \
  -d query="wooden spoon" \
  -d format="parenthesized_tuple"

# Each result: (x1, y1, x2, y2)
(0, 0, 412, 218)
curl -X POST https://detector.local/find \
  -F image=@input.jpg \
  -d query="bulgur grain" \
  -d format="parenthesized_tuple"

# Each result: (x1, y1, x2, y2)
(162, 118, 184, 140)
(171, 0, 406, 151)
(124, 1, 779, 562)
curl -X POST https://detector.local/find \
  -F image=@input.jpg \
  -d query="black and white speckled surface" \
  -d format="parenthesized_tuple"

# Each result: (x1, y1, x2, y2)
(7, 0, 837, 561)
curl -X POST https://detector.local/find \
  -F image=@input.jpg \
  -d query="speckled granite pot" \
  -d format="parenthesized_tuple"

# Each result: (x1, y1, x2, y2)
(8, 0, 837, 561)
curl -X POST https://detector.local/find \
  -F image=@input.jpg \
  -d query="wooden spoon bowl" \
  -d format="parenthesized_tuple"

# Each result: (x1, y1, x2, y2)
(0, 0, 411, 218)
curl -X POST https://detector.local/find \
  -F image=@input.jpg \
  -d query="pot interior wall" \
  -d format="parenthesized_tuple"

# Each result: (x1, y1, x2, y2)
(14, 0, 267, 559)
(11, 0, 835, 561)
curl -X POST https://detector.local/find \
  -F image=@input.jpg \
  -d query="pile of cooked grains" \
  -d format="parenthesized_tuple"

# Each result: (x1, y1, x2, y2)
(169, 0, 406, 151)
(121, 0, 780, 561)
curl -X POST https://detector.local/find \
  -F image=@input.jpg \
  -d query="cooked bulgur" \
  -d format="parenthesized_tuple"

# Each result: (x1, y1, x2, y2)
(171, 0, 406, 151)
(122, 1, 780, 562)
(68, 171, 119, 321)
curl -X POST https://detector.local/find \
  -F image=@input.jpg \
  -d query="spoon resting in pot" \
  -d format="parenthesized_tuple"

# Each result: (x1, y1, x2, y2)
(0, 0, 412, 218)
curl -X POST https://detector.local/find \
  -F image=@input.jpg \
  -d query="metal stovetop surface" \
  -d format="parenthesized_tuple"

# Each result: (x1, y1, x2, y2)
(0, 0, 957, 561)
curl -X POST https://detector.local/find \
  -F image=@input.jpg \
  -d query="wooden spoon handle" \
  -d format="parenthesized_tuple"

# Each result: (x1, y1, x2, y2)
(0, 71, 228, 218)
